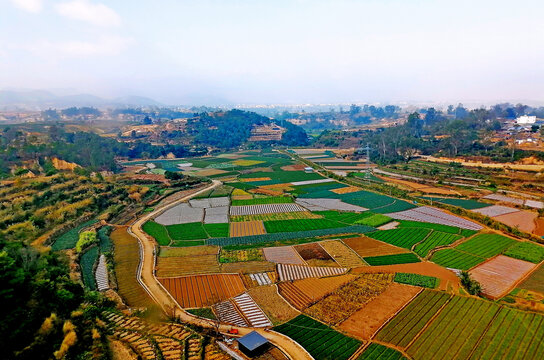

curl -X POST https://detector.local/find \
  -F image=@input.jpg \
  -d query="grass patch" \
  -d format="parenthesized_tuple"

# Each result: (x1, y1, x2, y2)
(203, 223, 229, 237)
(186, 307, 217, 320)
(166, 222, 209, 241)
(355, 213, 392, 227)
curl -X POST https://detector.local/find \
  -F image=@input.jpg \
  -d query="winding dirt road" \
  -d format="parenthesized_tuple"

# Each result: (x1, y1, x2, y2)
(128, 180, 313, 360)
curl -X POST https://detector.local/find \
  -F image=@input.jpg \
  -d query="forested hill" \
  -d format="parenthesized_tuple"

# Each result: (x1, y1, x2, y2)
(188, 109, 309, 148)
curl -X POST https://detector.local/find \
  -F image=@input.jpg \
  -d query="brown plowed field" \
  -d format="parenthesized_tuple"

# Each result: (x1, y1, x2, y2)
(320, 240, 365, 267)
(221, 261, 276, 274)
(351, 261, 460, 291)
(338, 283, 421, 340)
(294, 274, 357, 304)
(493, 210, 538, 234)
(343, 236, 409, 257)
(277, 282, 312, 310)
(281, 164, 306, 171)
(230, 220, 267, 237)
(382, 176, 460, 195)
(156, 254, 220, 277)
(534, 218, 544, 236)
(248, 285, 300, 325)
(159, 245, 219, 257)
(294, 243, 333, 261)
(158, 274, 246, 308)
(470, 255, 536, 299)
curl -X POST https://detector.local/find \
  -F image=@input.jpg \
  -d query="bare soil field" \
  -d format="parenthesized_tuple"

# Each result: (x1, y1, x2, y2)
(221, 261, 276, 274)
(351, 261, 460, 291)
(194, 168, 228, 177)
(382, 176, 460, 195)
(294, 243, 333, 261)
(158, 274, 246, 308)
(493, 210, 538, 233)
(338, 282, 421, 340)
(229, 220, 267, 237)
(470, 255, 537, 299)
(281, 164, 306, 171)
(159, 245, 218, 257)
(344, 236, 409, 257)
(535, 218, 544, 236)
(156, 254, 220, 277)
(320, 240, 365, 267)
(248, 285, 300, 325)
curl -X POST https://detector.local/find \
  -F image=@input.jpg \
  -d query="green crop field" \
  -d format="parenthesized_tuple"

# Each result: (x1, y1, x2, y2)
(421, 197, 492, 210)
(317, 210, 374, 224)
(456, 233, 517, 258)
(79, 246, 98, 290)
(231, 196, 293, 206)
(430, 248, 485, 270)
(186, 307, 217, 320)
(413, 231, 463, 257)
(406, 296, 500, 359)
(171, 240, 206, 247)
(394, 273, 438, 288)
(264, 218, 347, 233)
(518, 263, 544, 293)
(376, 290, 451, 348)
(239, 170, 324, 184)
(51, 219, 99, 250)
(143, 221, 171, 246)
(397, 220, 470, 235)
(203, 223, 229, 237)
(364, 253, 421, 266)
(503, 242, 544, 264)
(357, 343, 406, 360)
(207, 225, 375, 247)
(98, 226, 112, 252)
(166, 222, 209, 241)
(290, 182, 347, 195)
(274, 315, 361, 360)
(366, 228, 431, 249)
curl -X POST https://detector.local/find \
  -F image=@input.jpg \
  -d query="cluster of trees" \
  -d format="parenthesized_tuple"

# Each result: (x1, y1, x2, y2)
(188, 109, 308, 148)
(41, 107, 101, 120)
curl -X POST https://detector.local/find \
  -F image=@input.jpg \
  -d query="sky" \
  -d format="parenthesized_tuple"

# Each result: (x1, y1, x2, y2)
(1, 0, 544, 105)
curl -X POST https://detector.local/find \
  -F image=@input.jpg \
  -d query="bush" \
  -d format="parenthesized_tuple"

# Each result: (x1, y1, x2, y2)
(76, 230, 97, 253)
(460, 271, 481, 295)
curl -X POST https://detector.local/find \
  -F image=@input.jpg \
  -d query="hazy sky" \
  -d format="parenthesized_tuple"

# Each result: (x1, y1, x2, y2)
(1, 0, 544, 105)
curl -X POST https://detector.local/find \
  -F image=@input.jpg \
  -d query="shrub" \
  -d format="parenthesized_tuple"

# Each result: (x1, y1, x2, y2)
(76, 231, 97, 253)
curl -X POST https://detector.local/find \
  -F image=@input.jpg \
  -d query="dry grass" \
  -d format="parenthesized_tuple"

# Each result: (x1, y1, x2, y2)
(294, 274, 357, 303)
(343, 236, 409, 257)
(248, 285, 299, 325)
(331, 186, 361, 194)
(320, 240, 365, 267)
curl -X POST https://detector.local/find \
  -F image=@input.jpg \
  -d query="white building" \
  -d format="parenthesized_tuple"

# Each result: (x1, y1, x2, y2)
(516, 115, 537, 125)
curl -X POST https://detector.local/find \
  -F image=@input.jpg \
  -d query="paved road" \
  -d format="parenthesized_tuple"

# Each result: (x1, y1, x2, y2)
(128, 180, 313, 360)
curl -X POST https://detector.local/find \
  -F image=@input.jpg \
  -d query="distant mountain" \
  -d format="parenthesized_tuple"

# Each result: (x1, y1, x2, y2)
(0, 89, 163, 110)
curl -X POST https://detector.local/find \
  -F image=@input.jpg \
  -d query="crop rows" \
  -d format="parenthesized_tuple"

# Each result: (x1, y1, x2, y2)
(387, 206, 483, 230)
(273, 315, 362, 360)
(413, 231, 462, 257)
(358, 343, 406, 360)
(430, 249, 485, 270)
(230, 211, 322, 222)
(231, 196, 293, 206)
(207, 225, 375, 247)
(503, 241, 544, 263)
(51, 219, 98, 250)
(364, 253, 421, 266)
(456, 233, 517, 258)
(376, 290, 451, 348)
(397, 220, 466, 235)
(80, 246, 99, 290)
(230, 203, 306, 216)
(366, 228, 431, 249)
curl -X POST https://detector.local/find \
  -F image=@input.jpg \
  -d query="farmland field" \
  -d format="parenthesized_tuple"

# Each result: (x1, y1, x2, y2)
(366, 228, 431, 249)
(343, 237, 409, 257)
(156, 254, 220, 277)
(430, 248, 485, 270)
(159, 245, 218, 257)
(421, 197, 492, 210)
(364, 253, 421, 266)
(166, 222, 209, 240)
(264, 218, 346, 233)
(230, 203, 306, 216)
(231, 196, 293, 206)
(306, 273, 393, 324)
(397, 220, 473, 235)
(263, 246, 305, 265)
(394, 273, 438, 288)
(230, 211, 322, 222)
(387, 206, 483, 230)
(219, 248, 264, 263)
(376, 290, 451, 348)
(357, 343, 407, 360)
(221, 261, 275, 274)
(277, 263, 347, 281)
(503, 241, 544, 263)
(51, 219, 98, 250)
(203, 223, 229, 237)
(80, 246, 98, 290)
(293, 242, 333, 261)
(518, 263, 544, 293)
(143, 220, 171, 245)
(229, 220, 267, 237)
(355, 213, 393, 227)
(248, 285, 299, 325)
(158, 274, 246, 308)
(456, 233, 517, 258)
(273, 315, 362, 360)
(413, 231, 463, 257)
(111, 227, 152, 307)
(339, 283, 421, 340)
(320, 240, 365, 267)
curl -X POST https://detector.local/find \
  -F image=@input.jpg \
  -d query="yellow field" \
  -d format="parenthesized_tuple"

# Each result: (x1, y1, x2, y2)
(240, 177, 271, 182)
(232, 159, 265, 166)
(230, 221, 267, 237)
(331, 186, 361, 194)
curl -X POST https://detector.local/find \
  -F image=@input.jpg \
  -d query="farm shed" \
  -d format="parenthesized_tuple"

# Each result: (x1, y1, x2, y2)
(304, 167, 314, 173)
(237, 331, 269, 357)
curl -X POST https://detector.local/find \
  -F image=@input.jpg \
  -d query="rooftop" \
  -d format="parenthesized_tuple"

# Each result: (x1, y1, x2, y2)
(238, 331, 269, 351)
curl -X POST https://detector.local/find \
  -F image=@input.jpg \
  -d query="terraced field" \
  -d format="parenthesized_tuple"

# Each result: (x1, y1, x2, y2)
(274, 315, 362, 360)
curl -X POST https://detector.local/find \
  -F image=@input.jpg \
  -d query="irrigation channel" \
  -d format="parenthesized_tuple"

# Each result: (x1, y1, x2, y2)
(128, 179, 314, 360)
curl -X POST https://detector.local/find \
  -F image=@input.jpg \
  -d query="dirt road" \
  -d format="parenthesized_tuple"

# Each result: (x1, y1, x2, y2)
(128, 180, 313, 360)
